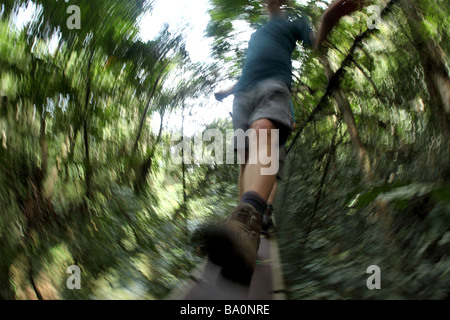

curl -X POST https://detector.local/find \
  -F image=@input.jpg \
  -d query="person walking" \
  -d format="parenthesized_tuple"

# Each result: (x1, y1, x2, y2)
(206, 0, 366, 284)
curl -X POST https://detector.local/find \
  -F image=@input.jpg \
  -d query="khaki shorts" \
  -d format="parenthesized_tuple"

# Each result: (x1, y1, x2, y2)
(232, 78, 293, 148)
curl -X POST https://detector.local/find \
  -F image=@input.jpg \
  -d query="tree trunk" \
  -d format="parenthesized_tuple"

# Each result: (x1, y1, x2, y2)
(172, 107, 190, 221)
(181, 107, 187, 218)
(0, 261, 15, 299)
(39, 113, 48, 181)
(134, 109, 165, 194)
(307, 122, 340, 238)
(133, 59, 171, 154)
(83, 51, 94, 199)
(320, 56, 372, 181)
(400, 0, 450, 140)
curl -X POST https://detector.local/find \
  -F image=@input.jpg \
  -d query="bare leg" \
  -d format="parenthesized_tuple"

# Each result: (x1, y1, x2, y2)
(267, 180, 277, 206)
(238, 163, 245, 199)
(203, 119, 280, 284)
(241, 118, 278, 201)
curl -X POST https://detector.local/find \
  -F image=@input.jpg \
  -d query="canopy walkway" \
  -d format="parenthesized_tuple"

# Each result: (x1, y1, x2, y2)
(167, 232, 287, 300)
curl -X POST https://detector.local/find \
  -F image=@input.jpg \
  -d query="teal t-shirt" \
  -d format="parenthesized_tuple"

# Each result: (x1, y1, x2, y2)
(235, 17, 313, 93)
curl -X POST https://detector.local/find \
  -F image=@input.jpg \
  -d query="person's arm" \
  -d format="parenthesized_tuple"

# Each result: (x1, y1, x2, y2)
(314, 0, 367, 50)
(214, 83, 236, 102)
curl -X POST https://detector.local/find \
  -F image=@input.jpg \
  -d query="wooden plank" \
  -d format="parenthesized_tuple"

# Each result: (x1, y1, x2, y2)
(249, 236, 273, 300)
(269, 233, 287, 300)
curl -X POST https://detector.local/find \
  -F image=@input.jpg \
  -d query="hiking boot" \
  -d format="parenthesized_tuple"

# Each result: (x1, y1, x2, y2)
(261, 213, 272, 234)
(261, 204, 276, 235)
(203, 204, 262, 284)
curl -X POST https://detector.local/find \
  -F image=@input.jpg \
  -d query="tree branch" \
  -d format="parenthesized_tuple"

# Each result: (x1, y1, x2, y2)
(133, 59, 171, 154)
(287, 0, 399, 155)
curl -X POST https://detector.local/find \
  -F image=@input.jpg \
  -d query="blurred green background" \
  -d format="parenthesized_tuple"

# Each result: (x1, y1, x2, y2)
(0, 0, 448, 299)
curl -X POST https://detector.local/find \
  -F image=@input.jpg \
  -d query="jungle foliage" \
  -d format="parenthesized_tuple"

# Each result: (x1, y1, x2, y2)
(207, 0, 449, 299)
(0, 0, 231, 299)
(0, 0, 449, 300)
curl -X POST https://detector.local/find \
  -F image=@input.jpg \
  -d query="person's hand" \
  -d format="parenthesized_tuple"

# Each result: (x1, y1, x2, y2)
(214, 83, 236, 101)
(214, 91, 228, 102)
(314, 0, 368, 51)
